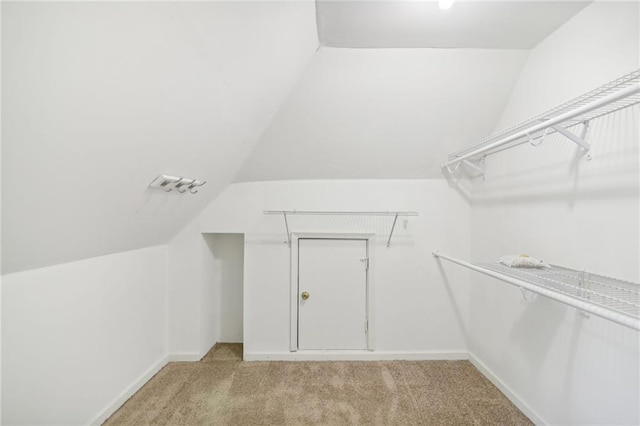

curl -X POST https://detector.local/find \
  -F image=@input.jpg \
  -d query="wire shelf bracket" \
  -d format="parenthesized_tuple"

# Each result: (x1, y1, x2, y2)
(263, 210, 418, 247)
(463, 158, 486, 180)
(443, 69, 640, 175)
(433, 251, 640, 332)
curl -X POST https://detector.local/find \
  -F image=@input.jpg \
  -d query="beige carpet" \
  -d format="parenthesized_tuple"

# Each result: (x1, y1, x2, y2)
(104, 344, 531, 425)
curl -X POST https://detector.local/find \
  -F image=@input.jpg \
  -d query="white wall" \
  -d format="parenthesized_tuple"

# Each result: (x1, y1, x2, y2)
(167, 219, 204, 357)
(1, 4, 4, 419)
(195, 233, 245, 356)
(199, 235, 221, 356)
(467, 2, 639, 424)
(168, 180, 472, 358)
(1, 246, 168, 425)
(168, 229, 245, 357)
(203, 234, 244, 344)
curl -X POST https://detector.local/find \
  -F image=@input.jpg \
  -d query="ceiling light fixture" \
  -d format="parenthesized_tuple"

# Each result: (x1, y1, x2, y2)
(439, 0, 454, 10)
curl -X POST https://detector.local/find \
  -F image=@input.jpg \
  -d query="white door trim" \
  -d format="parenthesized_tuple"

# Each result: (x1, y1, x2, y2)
(290, 233, 374, 352)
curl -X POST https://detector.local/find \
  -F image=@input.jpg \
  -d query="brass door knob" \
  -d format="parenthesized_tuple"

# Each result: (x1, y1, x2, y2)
(301, 291, 309, 300)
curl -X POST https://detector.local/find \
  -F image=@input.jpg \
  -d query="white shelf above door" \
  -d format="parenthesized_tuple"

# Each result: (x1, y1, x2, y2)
(263, 210, 418, 247)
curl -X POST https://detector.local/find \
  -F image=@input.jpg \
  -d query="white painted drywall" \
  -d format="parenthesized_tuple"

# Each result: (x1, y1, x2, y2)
(168, 229, 244, 356)
(2, 1, 318, 274)
(203, 234, 244, 344)
(466, 2, 640, 424)
(168, 180, 472, 358)
(199, 234, 221, 356)
(167, 219, 203, 357)
(196, 233, 245, 355)
(235, 47, 529, 182)
(1, 246, 168, 425)
(0, 3, 4, 419)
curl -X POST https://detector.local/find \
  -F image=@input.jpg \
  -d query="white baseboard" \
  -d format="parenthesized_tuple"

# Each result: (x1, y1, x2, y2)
(89, 354, 169, 426)
(167, 352, 203, 362)
(89, 351, 205, 425)
(468, 353, 545, 425)
(244, 350, 469, 361)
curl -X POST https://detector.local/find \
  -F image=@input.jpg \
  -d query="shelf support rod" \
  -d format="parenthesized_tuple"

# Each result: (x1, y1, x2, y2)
(443, 84, 640, 169)
(551, 125, 591, 151)
(580, 120, 591, 141)
(283, 212, 291, 246)
(432, 251, 640, 332)
(580, 120, 592, 160)
(462, 159, 485, 178)
(387, 214, 399, 248)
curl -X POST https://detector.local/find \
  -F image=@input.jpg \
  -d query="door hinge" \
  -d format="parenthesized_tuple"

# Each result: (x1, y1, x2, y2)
(360, 257, 369, 270)
(365, 320, 368, 333)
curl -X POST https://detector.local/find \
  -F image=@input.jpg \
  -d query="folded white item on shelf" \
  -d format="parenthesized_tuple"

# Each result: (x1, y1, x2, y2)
(499, 254, 549, 269)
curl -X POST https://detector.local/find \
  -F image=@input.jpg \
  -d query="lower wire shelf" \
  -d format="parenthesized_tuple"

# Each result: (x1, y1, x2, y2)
(433, 251, 640, 331)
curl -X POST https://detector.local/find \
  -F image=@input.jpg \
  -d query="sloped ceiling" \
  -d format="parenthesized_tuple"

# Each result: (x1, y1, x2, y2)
(2, 1, 318, 274)
(2, 1, 590, 274)
(234, 47, 529, 182)
(316, 1, 590, 49)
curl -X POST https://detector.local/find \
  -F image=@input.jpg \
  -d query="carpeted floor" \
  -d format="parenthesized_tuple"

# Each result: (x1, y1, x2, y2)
(104, 344, 532, 425)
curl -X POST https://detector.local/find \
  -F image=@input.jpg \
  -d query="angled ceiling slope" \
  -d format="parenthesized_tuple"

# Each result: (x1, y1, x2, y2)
(317, 0, 590, 48)
(235, 47, 529, 182)
(2, 1, 318, 274)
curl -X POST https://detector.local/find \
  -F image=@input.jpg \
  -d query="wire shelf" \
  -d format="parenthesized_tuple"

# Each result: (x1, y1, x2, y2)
(477, 262, 640, 320)
(433, 251, 640, 331)
(445, 69, 640, 168)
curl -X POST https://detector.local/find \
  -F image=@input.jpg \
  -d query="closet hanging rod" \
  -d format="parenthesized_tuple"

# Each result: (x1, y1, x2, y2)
(443, 84, 640, 170)
(432, 251, 640, 332)
(442, 83, 640, 168)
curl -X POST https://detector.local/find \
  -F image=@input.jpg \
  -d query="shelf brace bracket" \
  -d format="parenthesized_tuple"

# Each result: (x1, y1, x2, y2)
(580, 120, 592, 160)
(462, 158, 485, 179)
(578, 269, 591, 319)
(580, 120, 591, 140)
(387, 214, 399, 248)
(282, 212, 291, 246)
(520, 287, 538, 302)
(551, 124, 591, 152)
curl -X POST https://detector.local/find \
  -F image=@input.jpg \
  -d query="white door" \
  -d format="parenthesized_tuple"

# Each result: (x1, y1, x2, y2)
(298, 238, 368, 350)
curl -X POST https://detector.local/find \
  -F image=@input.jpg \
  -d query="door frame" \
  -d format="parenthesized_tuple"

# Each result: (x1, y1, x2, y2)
(290, 233, 374, 352)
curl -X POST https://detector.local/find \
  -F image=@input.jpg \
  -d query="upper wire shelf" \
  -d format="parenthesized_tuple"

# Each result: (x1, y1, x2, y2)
(433, 251, 640, 332)
(443, 69, 640, 175)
